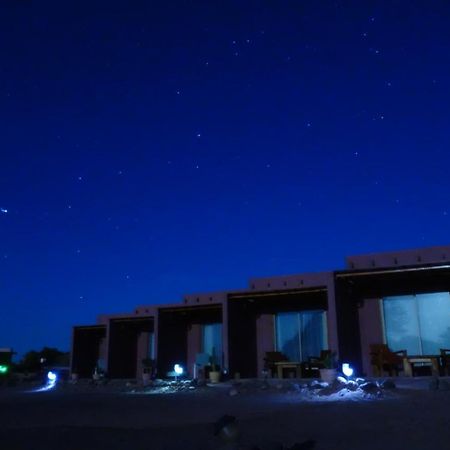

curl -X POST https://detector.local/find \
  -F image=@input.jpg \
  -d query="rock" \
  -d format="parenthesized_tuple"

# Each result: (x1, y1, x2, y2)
(379, 379, 396, 390)
(336, 376, 347, 385)
(249, 441, 283, 450)
(229, 387, 239, 396)
(346, 380, 359, 391)
(214, 415, 240, 442)
(287, 440, 317, 449)
(308, 380, 327, 390)
(355, 377, 366, 386)
(359, 382, 380, 395)
(438, 379, 450, 391)
(429, 377, 439, 391)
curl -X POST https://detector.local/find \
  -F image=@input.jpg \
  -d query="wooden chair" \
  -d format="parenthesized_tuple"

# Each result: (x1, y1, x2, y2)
(264, 351, 288, 377)
(440, 349, 450, 376)
(370, 344, 406, 377)
(301, 350, 332, 377)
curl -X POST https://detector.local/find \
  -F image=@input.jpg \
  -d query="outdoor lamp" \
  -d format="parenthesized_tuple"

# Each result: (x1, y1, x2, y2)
(174, 364, 183, 375)
(342, 363, 354, 378)
(0, 365, 8, 374)
(47, 371, 57, 381)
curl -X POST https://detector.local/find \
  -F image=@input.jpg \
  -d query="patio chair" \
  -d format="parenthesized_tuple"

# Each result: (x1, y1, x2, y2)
(303, 350, 332, 377)
(263, 351, 289, 377)
(370, 344, 406, 377)
(440, 349, 450, 376)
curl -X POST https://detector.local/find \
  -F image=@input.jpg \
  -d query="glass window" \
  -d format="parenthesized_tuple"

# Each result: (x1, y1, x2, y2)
(276, 311, 327, 361)
(148, 332, 155, 359)
(276, 313, 301, 362)
(383, 295, 421, 354)
(202, 323, 222, 366)
(416, 292, 450, 355)
(383, 292, 450, 355)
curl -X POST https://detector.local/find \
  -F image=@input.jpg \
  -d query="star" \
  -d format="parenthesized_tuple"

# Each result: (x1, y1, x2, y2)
(117, 170, 123, 175)
(0, 208, 7, 214)
(67, 205, 72, 209)
(76, 249, 81, 255)
(196, 133, 201, 138)
(77, 176, 83, 181)
(79, 296, 85, 301)
(125, 274, 130, 279)
(176, 90, 181, 95)
(306, 122, 311, 127)
(354, 152, 359, 157)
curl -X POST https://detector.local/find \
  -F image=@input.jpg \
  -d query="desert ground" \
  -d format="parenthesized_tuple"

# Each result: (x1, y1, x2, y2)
(0, 377, 449, 450)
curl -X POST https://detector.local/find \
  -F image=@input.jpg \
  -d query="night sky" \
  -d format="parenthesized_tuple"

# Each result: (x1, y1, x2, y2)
(2, 1, 450, 357)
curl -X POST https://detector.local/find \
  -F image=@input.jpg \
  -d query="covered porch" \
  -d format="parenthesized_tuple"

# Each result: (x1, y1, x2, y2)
(107, 316, 154, 379)
(71, 325, 107, 378)
(157, 304, 223, 378)
(227, 287, 330, 378)
(335, 264, 450, 377)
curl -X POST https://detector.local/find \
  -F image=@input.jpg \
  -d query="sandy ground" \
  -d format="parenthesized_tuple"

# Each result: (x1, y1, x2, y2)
(0, 377, 449, 450)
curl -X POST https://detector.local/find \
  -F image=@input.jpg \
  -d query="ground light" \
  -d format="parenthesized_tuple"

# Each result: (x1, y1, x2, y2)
(0, 365, 9, 374)
(29, 371, 58, 393)
(174, 364, 183, 381)
(342, 363, 354, 378)
(47, 371, 57, 381)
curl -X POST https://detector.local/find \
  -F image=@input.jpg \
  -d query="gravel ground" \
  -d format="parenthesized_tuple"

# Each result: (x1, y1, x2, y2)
(0, 377, 449, 450)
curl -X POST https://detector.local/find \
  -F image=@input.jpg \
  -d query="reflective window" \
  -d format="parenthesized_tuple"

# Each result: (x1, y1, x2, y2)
(383, 292, 450, 355)
(202, 323, 222, 366)
(275, 311, 327, 361)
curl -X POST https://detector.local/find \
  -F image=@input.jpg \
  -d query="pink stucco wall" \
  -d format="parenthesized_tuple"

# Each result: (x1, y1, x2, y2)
(256, 314, 275, 377)
(347, 245, 450, 270)
(358, 298, 384, 376)
(187, 324, 202, 377)
(136, 332, 150, 377)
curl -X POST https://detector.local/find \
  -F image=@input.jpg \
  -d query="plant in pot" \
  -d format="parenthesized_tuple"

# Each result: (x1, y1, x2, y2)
(319, 351, 338, 384)
(208, 348, 221, 384)
(141, 358, 155, 386)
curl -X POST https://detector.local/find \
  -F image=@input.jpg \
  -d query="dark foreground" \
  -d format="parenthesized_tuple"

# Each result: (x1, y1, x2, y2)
(0, 379, 449, 450)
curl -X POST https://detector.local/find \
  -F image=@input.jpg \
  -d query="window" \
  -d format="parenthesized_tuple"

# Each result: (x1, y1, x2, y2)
(202, 323, 222, 366)
(383, 292, 450, 355)
(275, 311, 327, 362)
(148, 332, 155, 359)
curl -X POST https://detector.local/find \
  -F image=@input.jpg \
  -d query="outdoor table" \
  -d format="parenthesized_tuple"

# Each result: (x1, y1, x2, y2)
(274, 361, 302, 378)
(402, 355, 440, 377)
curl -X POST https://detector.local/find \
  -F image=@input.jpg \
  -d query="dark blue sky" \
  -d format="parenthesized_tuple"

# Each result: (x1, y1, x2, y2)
(1, 1, 450, 356)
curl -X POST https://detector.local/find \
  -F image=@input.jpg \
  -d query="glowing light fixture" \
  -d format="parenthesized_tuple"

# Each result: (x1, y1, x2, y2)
(342, 363, 354, 378)
(0, 365, 8, 374)
(47, 371, 57, 381)
(174, 364, 183, 375)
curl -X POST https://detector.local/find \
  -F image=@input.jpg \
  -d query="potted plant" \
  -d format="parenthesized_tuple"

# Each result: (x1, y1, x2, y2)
(141, 358, 154, 386)
(209, 348, 221, 384)
(70, 369, 79, 382)
(319, 351, 338, 384)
